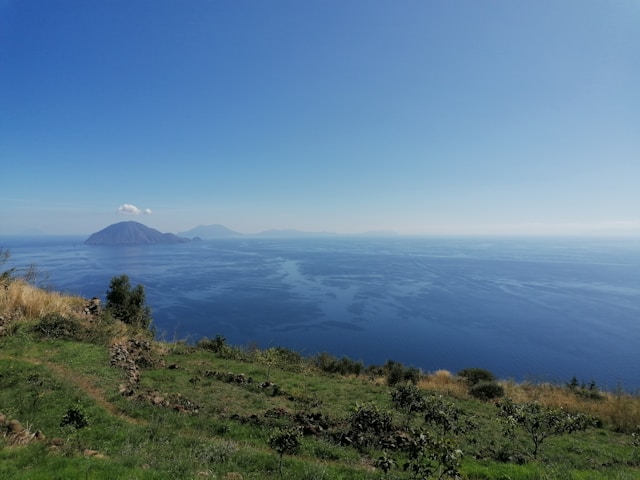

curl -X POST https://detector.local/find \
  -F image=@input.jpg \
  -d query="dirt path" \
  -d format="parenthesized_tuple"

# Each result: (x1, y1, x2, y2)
(0, 353, 146, 426)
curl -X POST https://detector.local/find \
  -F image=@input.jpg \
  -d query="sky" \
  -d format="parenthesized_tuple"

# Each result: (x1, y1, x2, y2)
(1, 1, 639, 236)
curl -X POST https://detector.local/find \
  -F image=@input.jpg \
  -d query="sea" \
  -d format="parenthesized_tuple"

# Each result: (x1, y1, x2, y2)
(2, 235, 639, 391)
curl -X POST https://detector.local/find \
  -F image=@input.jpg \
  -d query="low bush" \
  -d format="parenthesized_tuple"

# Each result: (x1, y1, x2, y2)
(498, 398, 593, 459)
(458, 367, 496, 386)
(345, 403, 395, 450)
(385, 360, 420, 386)
(470, 381, 505, 401)
(60, 406, 89, 429)
(197, 334, 228, 354)
(315, 352, 363, 376)
(31, 313, 85, 341)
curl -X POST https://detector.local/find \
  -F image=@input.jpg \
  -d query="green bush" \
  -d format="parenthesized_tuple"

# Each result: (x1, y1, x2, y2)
(391, 384, 427, 426)
(315, 352, 363, 376)
(197, 334, 228, 354)
(31, 313, 85, 340)
(269, 426, 302, 477)
(105, 275, 152, 330)
(567, 377, 603, 401)
(470, 381, 505, 400)
(498, 398, 593, 458)
(345, 403, 395, 450)
(384, 360, 420, 386)
(458, 367, 496, 386)
(60, 406, 89, 429)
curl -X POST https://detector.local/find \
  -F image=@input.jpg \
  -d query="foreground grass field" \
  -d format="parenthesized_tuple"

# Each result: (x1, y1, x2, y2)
(1, 276, 640, 479)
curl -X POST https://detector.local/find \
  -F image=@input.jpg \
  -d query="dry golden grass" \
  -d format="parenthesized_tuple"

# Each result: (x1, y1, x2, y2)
(596, 392, 640, 432)
(419, 369, 469, 398)
(502, 380, 640, 432)
(0, 279, 85, 321)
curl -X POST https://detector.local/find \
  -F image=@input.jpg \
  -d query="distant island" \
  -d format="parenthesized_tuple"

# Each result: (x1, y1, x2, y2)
(179, 224, 396, 239)
(178, 224, 336, 239)
(85, 221, 191, 245)
(178, 224, 243, 238)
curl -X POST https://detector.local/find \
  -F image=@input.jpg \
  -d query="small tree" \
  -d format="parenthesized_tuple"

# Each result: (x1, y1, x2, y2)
(403, 431, 463, 480)
(105, 275, 152, 329)
(346, 402, 395, 450)
(391, 384, 427, 427)
(1, 248, 14, 283)
(498, 398, 592, 458)
(269, 426, 301, 477)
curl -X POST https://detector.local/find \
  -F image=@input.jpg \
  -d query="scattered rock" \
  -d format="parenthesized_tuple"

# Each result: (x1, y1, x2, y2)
(82, 449, 106, 459)
(223, 473, 243, 480)
(8, 419, 24, 433)
(83, 297, 101, 317)
(1, 415, 47, 446)
(50, 437, 65, 447)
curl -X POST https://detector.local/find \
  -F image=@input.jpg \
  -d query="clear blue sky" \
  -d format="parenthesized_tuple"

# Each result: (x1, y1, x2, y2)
(1, 1, 639, 236)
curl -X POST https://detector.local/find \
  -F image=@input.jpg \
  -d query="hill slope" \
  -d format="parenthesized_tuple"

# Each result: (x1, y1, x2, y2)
(1, 278, 640, 479)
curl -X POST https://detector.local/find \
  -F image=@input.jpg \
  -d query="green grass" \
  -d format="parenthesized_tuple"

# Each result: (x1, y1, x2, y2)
(1, 319, 640, 479)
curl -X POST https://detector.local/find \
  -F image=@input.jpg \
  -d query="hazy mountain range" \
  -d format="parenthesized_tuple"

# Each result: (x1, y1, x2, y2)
(84, 222, 399, 245)
(178, 224, 341, 239)
(179, 224, 398, 239)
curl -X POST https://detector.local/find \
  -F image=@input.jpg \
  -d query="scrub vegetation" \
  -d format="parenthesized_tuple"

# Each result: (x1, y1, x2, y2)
(1, 250, 640, 479)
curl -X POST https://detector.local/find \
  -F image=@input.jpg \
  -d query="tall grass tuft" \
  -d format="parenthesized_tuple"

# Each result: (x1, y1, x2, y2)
(502, 380, 640, 432)
(1, 279, 85, 322)
(419, 369, 469, 398)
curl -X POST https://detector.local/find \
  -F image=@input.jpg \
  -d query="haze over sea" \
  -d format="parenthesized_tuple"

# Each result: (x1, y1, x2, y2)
(3, 235, 639, 390)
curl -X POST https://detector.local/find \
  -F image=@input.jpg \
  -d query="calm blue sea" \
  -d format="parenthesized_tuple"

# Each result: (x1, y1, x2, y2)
(2, 235, 640, 390)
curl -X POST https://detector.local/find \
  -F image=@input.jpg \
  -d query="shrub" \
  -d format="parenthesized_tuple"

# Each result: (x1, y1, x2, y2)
(345, 403, 395, 450)
(60, 407, 88, 429)
(498, 398, 593, 458)
(458, 367, 495, 386)
(197, 334, 228, 354)
(272, 346, 304, 367)
(31, 313, 85, 340)
(567, 377, 603, 401)
(404, 366, 421, 385)
(269, 426, 302, 477)
(402, 431, 463, 480)
(423, 393, 471, 437)
(0, 248, 14, 283)
(391, 385, 427, 416)
(384, 360, 420, 386)
(105, 275, 152, 330)
(386, 361, 405, 386)
(315, 353, 363, 376)
(470, 381, 505, 400)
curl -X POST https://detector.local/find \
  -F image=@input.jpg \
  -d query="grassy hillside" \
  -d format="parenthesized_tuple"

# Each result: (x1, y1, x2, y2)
(1, 274, 640, 479)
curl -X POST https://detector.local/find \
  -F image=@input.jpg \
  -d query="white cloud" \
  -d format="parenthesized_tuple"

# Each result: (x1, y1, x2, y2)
(117, 204, 142, 215)
(144, 208, 152, 215)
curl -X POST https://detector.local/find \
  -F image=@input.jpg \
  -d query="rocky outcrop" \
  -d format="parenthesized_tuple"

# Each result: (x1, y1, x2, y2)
(82, 297, 101, 317)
